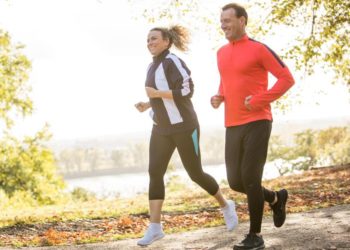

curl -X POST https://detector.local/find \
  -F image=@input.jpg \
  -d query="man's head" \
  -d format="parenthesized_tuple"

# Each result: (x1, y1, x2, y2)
(220, 3, 248, 41)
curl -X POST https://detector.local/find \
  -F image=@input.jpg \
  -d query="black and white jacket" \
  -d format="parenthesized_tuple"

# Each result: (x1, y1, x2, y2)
(145, 49, 199, 135)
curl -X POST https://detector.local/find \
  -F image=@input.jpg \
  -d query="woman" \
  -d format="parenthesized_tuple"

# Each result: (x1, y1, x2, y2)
(135, 25, 238, 246)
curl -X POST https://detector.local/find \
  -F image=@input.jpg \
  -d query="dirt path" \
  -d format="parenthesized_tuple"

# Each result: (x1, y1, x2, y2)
(3, 204, 350, 250)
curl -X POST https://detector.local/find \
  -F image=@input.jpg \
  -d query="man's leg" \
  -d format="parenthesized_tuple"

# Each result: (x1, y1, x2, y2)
(241, 120, 272, 234)
(233, 120, 272, 250)
(225, 126, 245, 193)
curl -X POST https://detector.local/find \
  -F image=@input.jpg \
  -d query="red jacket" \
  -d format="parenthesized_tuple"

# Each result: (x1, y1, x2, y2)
(217, 34, 295, 127)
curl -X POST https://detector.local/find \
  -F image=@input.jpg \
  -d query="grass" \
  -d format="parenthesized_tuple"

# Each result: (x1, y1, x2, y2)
(0, 164, 349, 247)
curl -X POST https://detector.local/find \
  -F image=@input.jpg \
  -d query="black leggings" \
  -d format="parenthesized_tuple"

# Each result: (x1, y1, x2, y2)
(148, 127, 219, 200)
(225, 120, 276, 233)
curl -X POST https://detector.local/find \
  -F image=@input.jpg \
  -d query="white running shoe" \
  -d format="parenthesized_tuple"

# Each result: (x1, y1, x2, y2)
(137, 224, 165, 246)
(221, 200, 239, 231)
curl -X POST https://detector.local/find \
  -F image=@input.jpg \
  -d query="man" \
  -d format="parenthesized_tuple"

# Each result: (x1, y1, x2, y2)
(211, 3, 295, 250)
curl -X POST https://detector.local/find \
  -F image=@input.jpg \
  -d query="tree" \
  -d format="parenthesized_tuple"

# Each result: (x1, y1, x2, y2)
(128, 0, 221, 44)
(129, 0, 350, 85)
(259, 0, 350, 85)
(0, 30, 65, 204)
(0, 29, 32, 128)
(0, 127, 65, 204)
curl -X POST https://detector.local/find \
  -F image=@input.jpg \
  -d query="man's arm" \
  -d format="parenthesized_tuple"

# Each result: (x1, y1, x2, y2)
(248, 45, 295, 110)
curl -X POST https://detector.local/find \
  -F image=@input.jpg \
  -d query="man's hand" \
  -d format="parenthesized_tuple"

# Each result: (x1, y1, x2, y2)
(244, 95, 252, 110)
(135, 102, 150, 112)
(210, 95, 224, 109)
(145, 87, 159, 98)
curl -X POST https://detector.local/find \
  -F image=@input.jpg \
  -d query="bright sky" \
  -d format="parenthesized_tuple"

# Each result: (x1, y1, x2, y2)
(0, 0, 349, 140)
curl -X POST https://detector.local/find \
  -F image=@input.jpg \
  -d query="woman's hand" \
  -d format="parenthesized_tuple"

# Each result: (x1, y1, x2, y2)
(145, 87, 160, 98)
(135, 101, 150, 112)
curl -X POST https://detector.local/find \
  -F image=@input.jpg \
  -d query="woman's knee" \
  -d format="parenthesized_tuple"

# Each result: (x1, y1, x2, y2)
(148, 165, 163, 179)
(188, 172, 203, 184)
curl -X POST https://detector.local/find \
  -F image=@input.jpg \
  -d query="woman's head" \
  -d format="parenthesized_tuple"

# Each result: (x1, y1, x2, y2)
(147, 25, 190, 56)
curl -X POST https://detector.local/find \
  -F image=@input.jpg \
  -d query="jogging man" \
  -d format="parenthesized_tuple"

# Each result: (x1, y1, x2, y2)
(211, 3, 295, 249)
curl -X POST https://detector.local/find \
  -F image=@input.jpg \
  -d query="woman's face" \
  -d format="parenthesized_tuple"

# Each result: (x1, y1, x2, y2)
(147, 30, 170, 56)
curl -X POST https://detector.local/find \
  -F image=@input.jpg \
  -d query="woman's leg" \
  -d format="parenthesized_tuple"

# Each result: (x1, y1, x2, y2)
(213, 189, 228, 208)
(149, 200, 164, 223)
(174, 127, 238, 230)
(174, 128, 219, 195)
(138, 131, 175, 246)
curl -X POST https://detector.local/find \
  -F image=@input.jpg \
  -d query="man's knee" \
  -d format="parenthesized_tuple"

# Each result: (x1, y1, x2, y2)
(243, 182, 262, 194)
(228, 179, 245, 193)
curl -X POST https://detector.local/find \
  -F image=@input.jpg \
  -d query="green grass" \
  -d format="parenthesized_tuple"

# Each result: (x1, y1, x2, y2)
(0, 164, 349, 247)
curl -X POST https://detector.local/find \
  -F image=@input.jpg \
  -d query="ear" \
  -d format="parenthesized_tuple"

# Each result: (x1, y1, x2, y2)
(239, 16, 246, 26)
(164, 38, 171, 47)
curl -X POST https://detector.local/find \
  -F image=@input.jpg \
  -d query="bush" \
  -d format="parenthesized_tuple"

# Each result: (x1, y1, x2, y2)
(268, 126, 350, 175)
(0, 127, 65, 205)
(71, 187, 96, 202)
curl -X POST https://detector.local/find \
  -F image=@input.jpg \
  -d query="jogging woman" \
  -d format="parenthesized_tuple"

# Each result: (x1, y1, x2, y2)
(135, 25, 238, 246)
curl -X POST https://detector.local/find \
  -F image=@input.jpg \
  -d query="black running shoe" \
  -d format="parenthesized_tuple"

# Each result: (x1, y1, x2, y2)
(233, 233, 265, 250)
(270, 189, 288, 227)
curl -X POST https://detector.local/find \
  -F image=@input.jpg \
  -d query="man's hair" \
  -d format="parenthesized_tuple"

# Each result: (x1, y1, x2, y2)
(222, 3, 248, 25)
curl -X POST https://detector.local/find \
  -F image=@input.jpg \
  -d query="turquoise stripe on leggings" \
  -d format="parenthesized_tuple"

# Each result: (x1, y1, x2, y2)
(191, 129, 199, 156)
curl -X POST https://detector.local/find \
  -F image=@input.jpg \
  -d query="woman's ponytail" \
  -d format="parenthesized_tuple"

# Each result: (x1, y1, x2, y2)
(150, 25, 190, 52)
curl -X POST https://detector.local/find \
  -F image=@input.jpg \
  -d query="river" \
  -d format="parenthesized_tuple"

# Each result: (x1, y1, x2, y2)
(65, 163, 281, 198)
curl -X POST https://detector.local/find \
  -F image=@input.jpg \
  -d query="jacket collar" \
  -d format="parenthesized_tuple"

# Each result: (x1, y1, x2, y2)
(153, 49, 170, 62)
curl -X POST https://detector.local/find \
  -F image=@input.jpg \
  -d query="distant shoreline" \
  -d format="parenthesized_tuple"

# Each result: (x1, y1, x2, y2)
(62, 166, 146, 180)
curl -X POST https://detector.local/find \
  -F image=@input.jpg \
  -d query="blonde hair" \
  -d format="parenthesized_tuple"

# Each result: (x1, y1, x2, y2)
(150, 25, 190, 52)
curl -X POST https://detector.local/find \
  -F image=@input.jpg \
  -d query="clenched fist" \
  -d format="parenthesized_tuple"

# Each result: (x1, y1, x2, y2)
(210, 95, 224, 109)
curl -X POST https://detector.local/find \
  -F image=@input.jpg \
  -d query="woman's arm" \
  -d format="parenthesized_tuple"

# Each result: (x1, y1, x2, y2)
(145, 87, 173, 99)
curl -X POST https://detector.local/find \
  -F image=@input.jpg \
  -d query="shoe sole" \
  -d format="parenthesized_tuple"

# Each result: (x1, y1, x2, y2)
(233, 244, 265, 250)
(137, 233, 165, 246)
(276, 189, 288, 228)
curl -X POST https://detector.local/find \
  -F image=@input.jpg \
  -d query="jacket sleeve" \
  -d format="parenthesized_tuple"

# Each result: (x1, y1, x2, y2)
(166, 55, 194, 101)
(249, 44, 295, 110)
(218, 79, 224, 96)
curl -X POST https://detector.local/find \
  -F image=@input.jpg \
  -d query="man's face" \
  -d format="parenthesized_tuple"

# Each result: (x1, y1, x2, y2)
(220, 8, 245, 41)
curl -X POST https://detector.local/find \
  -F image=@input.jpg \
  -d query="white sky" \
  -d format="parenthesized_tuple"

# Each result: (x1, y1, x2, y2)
(0, 0, 349, 140)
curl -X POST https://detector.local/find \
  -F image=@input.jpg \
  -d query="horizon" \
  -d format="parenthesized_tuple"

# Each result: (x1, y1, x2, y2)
(0, 0, 349, 141)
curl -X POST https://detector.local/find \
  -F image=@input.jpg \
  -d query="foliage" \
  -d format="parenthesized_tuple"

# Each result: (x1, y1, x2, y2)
(0, 29, 65, 204)
(128, 0, 223, 45)
(258, 0, 350, 85)
(268, 126, 350, 175)
(0, 126, 65, 205)
(166, 174, 187, 192)
(129, 0, 350, 86)
(267, 135, 294, 176)
(0, 164, 349, 247)
(71, 187, 96, 202)
(0, 29, 32, 128)
(56, 134, 225, 173)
